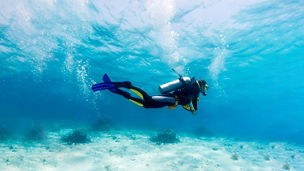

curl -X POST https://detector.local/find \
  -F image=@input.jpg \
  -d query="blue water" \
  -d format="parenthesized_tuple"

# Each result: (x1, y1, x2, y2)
(1, 0, 304, 144)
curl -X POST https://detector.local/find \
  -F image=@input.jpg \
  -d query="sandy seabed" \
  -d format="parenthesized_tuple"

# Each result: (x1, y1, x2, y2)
(1, 129, 304, 171)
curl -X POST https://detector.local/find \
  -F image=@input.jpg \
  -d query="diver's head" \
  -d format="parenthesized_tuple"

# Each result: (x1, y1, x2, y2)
(198, 79, 208, 96)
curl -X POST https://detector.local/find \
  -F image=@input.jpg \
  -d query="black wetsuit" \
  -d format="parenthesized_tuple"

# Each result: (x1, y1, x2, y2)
(173, 78, 201, 111)
(112, 78, 200, 110)
(112, 82, 175, 108)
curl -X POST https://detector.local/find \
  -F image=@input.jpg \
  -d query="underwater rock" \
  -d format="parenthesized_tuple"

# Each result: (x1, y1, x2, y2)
(239, 144, 248, 149)
(25, 127, 46, 142)
(150, 129, 179, 144)
(9, 145, 17, 152)
(264, 154, 271, 161)
(212, 147, 219, 151)
(231, 154, 239, 160)
(193, 126, 213, 137)
(91, 118, 113, 132)
(291, 154, 296, 159)
(0, 127, 11, 141)
(271, 145, 279, 149)
(61, 130, 90, 145)
(282, 163, 290, 170)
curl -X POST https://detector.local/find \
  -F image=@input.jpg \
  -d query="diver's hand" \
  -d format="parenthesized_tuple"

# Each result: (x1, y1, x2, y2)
(191, 110, 197, 116)
(203, 92, 207, 96)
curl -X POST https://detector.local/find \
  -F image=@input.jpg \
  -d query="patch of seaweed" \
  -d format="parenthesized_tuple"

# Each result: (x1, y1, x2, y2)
(61, 130, 90, 145)
(150, 129, 179, 144)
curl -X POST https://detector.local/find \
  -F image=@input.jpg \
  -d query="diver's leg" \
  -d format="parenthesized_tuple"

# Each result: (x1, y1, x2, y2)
(112, 88, 131, 98)
(116, 88, 174, 108)
(114, 88, 145, 105)
(112, 81, 156, 107)
(128, 86, 150, 100)
(144, 95, 175, 108)
(125, 85, 175, 108)
(113, 81, 151, 100)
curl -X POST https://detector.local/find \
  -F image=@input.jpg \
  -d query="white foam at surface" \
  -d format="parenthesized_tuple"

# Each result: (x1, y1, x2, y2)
(1, 129, 304, 171)
(145, 0, 184, 68)
(1, 0, 302, 88)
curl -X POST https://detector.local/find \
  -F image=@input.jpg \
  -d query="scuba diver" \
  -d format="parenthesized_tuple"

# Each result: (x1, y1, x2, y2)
(92, 72, 208, 115)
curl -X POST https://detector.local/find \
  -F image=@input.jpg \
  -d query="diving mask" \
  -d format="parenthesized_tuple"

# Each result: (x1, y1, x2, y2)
(198, 79, 208, 96)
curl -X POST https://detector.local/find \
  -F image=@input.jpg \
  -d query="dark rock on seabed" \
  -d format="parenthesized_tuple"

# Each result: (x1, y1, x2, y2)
(61, 130, 90, 145)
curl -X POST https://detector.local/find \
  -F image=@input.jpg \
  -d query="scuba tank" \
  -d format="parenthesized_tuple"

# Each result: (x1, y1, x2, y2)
(159, 76, 191, 94)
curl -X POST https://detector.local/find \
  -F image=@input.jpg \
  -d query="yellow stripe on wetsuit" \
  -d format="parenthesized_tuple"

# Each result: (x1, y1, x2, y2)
(183, 101, 195, 111)
(128, 88, 144, 107)
(129, 99, 144, 107)
(183, 104, 191, 111)
(130, 89, 143, 99)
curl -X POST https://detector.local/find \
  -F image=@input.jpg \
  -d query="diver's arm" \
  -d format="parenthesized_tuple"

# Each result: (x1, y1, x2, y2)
(192, 98, 198, 111)
(181, 101, 197, 115)
(191, 83, 200, 115)
(191, 98, 198, 115)
(189, 101, 197, 115)
(192, 110, 197, 115)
